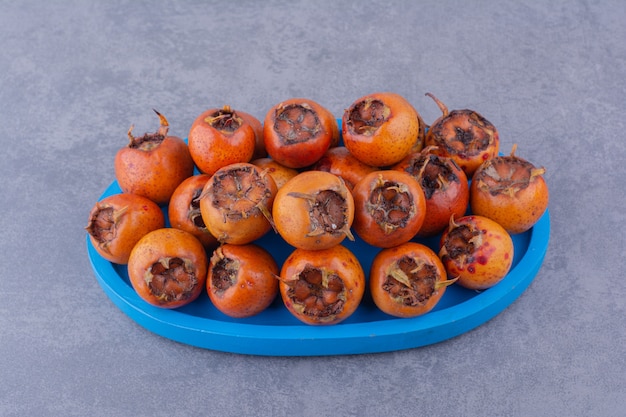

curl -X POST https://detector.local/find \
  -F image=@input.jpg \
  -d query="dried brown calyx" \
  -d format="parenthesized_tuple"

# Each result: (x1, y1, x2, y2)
(144, 257, 198, 303)
(273, 102, 322, 144)
(346, 98, 391, 135)
(474, 145, 546, 197)
(210, 247, 238, 293)
(284, 266, 346, 320)
(85, 204, 127, 253)
(127, 109, 169, 151)
(288, 189, 354, 240)
(204, 105, 244, 134)
(208, 164, 274, 226)
(188, 188, 208, 231)
(426, 93, 497, 155)
(366, 176, 416, 234)
(404, 147, 462, 199)
(442, 216, 481, 261)
(383, 256, 453, 306)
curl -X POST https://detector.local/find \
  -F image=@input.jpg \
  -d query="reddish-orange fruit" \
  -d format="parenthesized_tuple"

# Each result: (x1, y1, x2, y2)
(351, 170, 426, 248)
(424, 93, 499, 177)
(239, 110, 267, 160)
(310, 146, 378, 190)
(127, 228, 208, 309)
(250, 157, 299, 190)
(263, 98, 338, 168)
(393, 146, 470, 237)
(279, 245, 365, 325)
(470, 145, 549, 234)
(342, 92, 424, 167)
(114, 110, 194, 205)
(199, 162, 277, 245)
(168, 174, 219, 251)
(207, 244, 279, 318)
(188, 105, 258, 176)
(439, 215, 514, 290)
(370, 242, 456, 318)
(273, 171, 355, 250)
(85, 193, 165, 264)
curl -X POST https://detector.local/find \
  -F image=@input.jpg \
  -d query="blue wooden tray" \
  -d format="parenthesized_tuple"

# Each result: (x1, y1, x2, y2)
(86, 180, 550, 356)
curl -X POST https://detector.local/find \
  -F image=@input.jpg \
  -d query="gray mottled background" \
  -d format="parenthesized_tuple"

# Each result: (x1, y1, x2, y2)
(1, 0, 625, 416)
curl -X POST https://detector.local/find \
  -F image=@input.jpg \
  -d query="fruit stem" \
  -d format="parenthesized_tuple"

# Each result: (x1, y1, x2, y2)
(127, 125, 135, 145)
(153, 109, 170, 137)
(425, 93, 449, 117)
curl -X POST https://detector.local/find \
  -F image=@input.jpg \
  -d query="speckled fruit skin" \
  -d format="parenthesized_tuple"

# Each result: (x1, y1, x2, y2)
(438, 215, 514, 290)
(114, 134, 194, 206)
(370, 242, 449, 318)
(279, 245, 365, 325)
(351, 170, 426, 248)
(251, 157, 299, 190)
(263, 97, 339, 169)
(470, 152, 549, 234)
(207, 244, 279, 319)
(127, 228, 208, 309)
(273, 171, 355, 251)
(86, 193, 165, 265)
(240, 110, 267, 160)
(188, 107, 257, 176)
(342, 92, 423, 167)
(310, 146, 377, 190)
(168, 174, 219, 251)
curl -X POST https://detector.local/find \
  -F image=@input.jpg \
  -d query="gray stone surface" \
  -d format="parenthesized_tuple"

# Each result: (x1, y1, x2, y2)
(1, 0, 625, 416)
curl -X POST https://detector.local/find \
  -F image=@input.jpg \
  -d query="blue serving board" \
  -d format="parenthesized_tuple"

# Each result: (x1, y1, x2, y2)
(87, 181, 549, 356)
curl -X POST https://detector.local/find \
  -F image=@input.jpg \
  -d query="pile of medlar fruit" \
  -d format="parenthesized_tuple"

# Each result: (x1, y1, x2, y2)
(86, 93, 549, 326)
